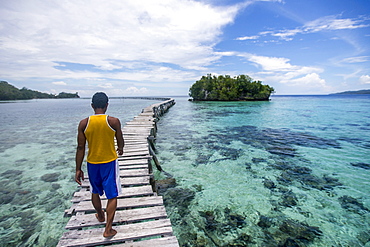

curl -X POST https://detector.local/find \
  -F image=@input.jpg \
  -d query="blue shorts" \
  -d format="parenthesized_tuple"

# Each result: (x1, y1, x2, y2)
(87, 160, 121, 199)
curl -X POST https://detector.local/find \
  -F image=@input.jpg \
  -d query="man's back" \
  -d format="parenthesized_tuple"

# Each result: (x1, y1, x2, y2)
(85, 114, 117, 164)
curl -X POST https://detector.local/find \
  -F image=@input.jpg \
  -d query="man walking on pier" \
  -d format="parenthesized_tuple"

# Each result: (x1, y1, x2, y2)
(75, 92, 124, 238)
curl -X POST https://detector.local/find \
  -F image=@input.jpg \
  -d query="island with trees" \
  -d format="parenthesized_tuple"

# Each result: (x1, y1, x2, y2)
(0, 81, 79, 100)
(189, 74, 275, 101)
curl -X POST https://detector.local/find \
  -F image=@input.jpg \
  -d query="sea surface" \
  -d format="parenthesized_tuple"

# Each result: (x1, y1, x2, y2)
(0, 95, 369, 246)
(154, 95, 370, 247)
(0, 97, 162, 246)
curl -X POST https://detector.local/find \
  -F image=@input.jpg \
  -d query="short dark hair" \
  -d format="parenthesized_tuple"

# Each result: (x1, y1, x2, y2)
(92, 92, 108, 109)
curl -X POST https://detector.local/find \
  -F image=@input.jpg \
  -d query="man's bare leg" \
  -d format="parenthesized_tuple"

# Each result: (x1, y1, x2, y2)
(91, 193, 105, 222)
(104, 197, 117, 238)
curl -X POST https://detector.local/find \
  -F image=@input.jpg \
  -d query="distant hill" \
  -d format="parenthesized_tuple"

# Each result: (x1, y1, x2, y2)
(331, 89, 370, 95)
(0, 81, 79, 100)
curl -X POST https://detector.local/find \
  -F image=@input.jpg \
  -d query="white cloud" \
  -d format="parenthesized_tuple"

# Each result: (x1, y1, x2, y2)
(257, 15, 369, 41)
(124, 86, 149, 95)
(286, 73, 326, 87)
(341, 56, 369, 63)
(359, 75, 370, 84)
(248, 55, 294, 71)
(236, 35, 259, 40)
(98, 83, 114, 89)
(227, 51, 330, 92)
(304, 15, 370, 32)
(52, 81, 67, 86)
(0, 0, 240, 82)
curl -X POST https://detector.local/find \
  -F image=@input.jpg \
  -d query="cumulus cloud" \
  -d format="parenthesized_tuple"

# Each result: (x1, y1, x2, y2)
(0, 0, 240, 82)
(359, 75, 370, 84)
(231, 52, 329, 92)
(248, 55, 294, 71)
(287, 73, 326, 86)
(124, 86, 149, 95)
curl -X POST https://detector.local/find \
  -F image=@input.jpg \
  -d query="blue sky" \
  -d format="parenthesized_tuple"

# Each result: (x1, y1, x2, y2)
(1, 0, 369, 97)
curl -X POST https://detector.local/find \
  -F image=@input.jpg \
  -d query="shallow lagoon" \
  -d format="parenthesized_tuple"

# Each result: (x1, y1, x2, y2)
(0, 95, 369, 246)
(154, 95, 370, 246)
(0, 98, 161, 246)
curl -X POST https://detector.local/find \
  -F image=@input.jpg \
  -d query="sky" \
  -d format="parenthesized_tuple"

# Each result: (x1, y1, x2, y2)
(1, 0, 370, 97)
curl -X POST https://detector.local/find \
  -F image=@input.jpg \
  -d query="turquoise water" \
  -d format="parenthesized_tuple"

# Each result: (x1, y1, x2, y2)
(0, 98, 161, 246)
(1, 96, 369, 246)
(154, 95, 370, 246)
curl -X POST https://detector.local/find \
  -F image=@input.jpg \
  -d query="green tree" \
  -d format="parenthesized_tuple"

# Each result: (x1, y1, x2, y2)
(189, 74, 275, 101)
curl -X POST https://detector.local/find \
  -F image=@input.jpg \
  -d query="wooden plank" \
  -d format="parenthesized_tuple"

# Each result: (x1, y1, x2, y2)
(120, 169, 149, 177)
(117, 155, 152, 161)
(66, 206, 168, 229)
(122, 140, 148, 143)
(113, 236, 179, 247)
(74, 196, 164, 212)
(71, 185, 154, 202)
(124, 144, 149, 149)
(123, 148, 149, 153)
(80, 176, 150, 188)
(121, 176, 150, 186)
(138, 112, 154, 116)
(119, 159, 149, 165)
(121, 164, 148, 170)
(58, 219, 173, 247)
(123, 127, 153, 130)
(126, 122, 154, 126)
(121, 151, 150, 158)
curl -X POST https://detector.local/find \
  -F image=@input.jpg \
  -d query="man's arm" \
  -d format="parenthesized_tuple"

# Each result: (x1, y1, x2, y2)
(75, 118, 87, 185)
(109, 117, 124, 155)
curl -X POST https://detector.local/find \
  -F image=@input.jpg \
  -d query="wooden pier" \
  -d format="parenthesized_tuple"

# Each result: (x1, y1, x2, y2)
(58, 98, 179, 247)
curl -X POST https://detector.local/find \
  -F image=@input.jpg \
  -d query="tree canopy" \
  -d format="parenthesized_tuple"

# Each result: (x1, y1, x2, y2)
(0, 81, 79, 100)
(189, 74, 275, 101)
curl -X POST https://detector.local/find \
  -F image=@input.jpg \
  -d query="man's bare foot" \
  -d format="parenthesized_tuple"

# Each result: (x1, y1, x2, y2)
(103, 228, 117, 238)
(95, 210, 105, 222)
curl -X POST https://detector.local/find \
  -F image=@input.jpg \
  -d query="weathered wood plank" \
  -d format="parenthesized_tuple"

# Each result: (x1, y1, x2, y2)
(122, 140, 148, 144)
(123, 127, 153, 130)
(123, 148, 149, 153)
(66, 206, 168, 229)
(113, 236, 179, 247)
(121, 164, 148, 170)
(120, 169, 149, 177)
(124, 144, 149, 149)
(126, 122, 154, 126)
(121, 152, 150, 158)
(119, 159, 149, 165)
(74, 196, 164, 212)
(121, 176, 150, 186)
(58, 219, 173, 247)
(117, 155, 152, 161)
(80, 176, 150, 188)
(71, 185, 154, 202)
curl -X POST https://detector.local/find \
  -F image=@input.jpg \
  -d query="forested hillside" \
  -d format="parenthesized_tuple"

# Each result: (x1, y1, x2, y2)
(0, 81, 79, 100)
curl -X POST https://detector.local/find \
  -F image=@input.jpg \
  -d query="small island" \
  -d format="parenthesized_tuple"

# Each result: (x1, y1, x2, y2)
(189, 74, 275, 101)
(0, 81, 79, 100)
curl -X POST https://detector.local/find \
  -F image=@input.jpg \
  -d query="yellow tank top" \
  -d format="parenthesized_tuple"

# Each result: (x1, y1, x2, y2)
(84, 114, 117, 164)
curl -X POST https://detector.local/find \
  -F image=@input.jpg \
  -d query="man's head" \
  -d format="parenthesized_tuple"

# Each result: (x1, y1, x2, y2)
(91, 92, 109, 109)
